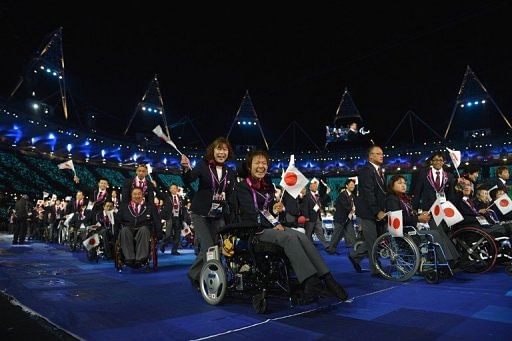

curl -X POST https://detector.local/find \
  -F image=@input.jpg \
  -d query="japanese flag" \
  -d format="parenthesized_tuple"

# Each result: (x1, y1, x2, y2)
(429, 198, 445, 226)
(57, 160, 75, 173)
(82, 233, 100, 251)
(387, 210, 403, 237)
(494, 193, 512, 215)
(446, 147, 461, 169)
(280, 155, 309, 199)
(181, 226, 191, 237)
(440, 201, 464, 227)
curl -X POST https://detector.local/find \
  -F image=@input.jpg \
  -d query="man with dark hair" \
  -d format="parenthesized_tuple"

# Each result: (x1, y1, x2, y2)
(13, 195, 33, 245)
(412, 152, 456, 212)
(122, 164, 158, 204)
(348, 146, 386, 275)
(493, 166, 509, 193)
(160, 183, 184, 255)
(463, 166, 480, 188)
(327, 178, 357, 254)
(74, 176, 112, 216)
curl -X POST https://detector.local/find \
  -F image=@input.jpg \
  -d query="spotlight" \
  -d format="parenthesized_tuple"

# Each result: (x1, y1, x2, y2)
(48, 133, 55, 140)
(46, 68, 51, 73)
(481, 100, 486, 104)
(142, 106, 146, 111)
(32, 103, 39, 110)
(460, 104, 465, 108)
(474, 101, 479, 105)
(467, 102, 472, 107)
(66, 144, 72, 152)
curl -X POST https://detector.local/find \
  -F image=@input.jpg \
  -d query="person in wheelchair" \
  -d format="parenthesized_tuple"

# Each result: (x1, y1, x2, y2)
(387, 175, 459, 262)
(455, 183, 511, 236)
(231, 150, 348, 302)
(93, 201, 117, 259)
(68, 205, 93, 251)
(118, 188, 163, 266)
(489, 188, 512, 223)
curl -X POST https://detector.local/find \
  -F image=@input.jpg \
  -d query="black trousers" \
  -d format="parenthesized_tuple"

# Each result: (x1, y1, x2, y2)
(162, 217, 181, 252)
(13, 219, 27, 243)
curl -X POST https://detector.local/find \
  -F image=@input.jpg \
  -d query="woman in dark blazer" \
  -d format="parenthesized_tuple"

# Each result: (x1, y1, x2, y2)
(180, 137, 236, 288)
(231, 150, 348, 302)
(387, 174, 458, 262)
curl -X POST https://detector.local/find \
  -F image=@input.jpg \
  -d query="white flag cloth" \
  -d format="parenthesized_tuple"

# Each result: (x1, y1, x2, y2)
(280, 155, 309, 199)
(57, 160, 75, 173)
(82, 233, 100, 251)
(440, 201, 464, 227)
(63, 213, 74, 227)
(429, 198, 444, 226)
(152, 125, 183, 155)
(43, 191, 49, 198)
(446, 147, 461, 169)
(86, 201, 95, 211)
(146, 163, 153, 174)
(494, 193, 512, 215)
(387, 210, 403, 237)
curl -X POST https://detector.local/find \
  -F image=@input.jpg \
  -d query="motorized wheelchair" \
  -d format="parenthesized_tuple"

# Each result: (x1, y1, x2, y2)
(114, 226, 158, 272)
(199, 223, 305, 314)
(449, 221, 512, 275)
(372, 225, 453, 284)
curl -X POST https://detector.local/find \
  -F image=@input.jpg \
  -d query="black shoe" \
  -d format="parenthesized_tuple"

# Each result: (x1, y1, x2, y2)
(348, 255, 362, 273)
(323, 273, 348, 301)
(302, 275, 323, 302)
(160, 245, 166, 254)
(171, 251, 181, 255)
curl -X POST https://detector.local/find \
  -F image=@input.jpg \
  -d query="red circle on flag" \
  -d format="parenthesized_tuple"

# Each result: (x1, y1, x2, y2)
(500, 199, 509, 207)
(88, 238, 96, 245)
(284, 172, 298, 186)
(444, 208, 455, 218)
(434, 205, 441, 216)
(392, 218, 401, 229)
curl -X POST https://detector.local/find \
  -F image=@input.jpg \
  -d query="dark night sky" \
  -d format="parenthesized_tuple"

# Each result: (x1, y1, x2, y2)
(1, 1, 511, 148)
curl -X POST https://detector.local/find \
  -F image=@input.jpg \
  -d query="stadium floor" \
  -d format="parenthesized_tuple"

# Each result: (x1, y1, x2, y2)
(0, 232, 511, 340)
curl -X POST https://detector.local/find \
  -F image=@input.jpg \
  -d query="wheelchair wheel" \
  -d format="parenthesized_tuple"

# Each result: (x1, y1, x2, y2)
(151, 234, 158, 272)
(252, 292, 267, 314)
(114, 239, 123, 272)
(450, 227, 497, 274)
(199, 259, 227, 306)
(372, 232, 420, 282)
(424, 270, 439, 284)
(353, 240, 364, 252)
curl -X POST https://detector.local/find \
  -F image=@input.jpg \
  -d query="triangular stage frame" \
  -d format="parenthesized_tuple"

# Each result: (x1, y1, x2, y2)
(444, 65, 512, 139)
(385, 110, 443, 146)
(270, 121, 321, 153)
(226, 90, 269, 150)
(124, 74, 170, 136)
(168, 115, 206, 148)
(10, 27, 72, 121)
(333, 87, 363, 125)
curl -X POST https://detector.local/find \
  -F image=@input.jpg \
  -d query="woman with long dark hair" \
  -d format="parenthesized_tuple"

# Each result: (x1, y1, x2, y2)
(181, 137, 236, 288)
(231, 150, 348, 302)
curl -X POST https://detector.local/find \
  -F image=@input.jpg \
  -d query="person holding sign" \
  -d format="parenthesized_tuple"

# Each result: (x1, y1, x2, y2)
(181, 137, 236, 289)
(231, 150, 348, 302)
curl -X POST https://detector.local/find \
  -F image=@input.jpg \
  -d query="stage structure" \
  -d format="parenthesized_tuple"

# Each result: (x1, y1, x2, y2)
(10, 27, 73, 122)
(326, 87, 371, 147)
(168, 115, 206, 149)
(444, 65, 512, 139)
(226, 90, 269, 153)
(270, 121, 321, 153)
(385, 110, 443, 146)
(123, 75, 170, 137)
